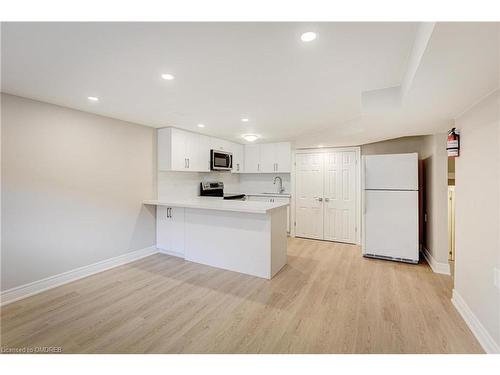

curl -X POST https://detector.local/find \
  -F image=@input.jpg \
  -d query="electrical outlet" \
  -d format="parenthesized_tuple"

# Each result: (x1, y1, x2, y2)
(495, 268, 500, 289)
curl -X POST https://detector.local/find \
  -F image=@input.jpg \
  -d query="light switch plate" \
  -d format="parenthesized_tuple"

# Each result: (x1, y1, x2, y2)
(494, 268, 500, 289)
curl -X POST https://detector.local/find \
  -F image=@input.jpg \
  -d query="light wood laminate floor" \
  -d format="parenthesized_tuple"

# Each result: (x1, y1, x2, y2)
(0, 238, 483, 353)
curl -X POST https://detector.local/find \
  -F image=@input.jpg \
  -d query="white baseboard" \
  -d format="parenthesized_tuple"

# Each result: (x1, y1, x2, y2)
(157, 248, 184, 258)
(452, 289, 500, 354)
(0, 246, 158, 306)
(422, 247, 451, 275)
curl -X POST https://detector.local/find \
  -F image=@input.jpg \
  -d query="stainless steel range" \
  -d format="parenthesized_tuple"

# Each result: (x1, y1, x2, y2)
(199, 181, 246, 200)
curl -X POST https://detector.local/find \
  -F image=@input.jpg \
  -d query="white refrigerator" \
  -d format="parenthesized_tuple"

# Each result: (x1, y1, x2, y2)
(362, 153, 419, 263)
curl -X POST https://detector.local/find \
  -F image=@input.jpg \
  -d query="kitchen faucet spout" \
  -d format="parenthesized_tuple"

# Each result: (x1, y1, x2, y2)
(273, 176, 285, 194)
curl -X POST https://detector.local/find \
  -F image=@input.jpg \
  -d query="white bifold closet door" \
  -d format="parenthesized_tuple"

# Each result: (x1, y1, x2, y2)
(295, 150, 357, 244)
(295, 153, 324, 239)
(323, 151, 357, 243)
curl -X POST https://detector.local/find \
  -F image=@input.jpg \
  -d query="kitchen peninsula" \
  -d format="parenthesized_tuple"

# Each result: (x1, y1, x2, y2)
(143, 198, 289, 279)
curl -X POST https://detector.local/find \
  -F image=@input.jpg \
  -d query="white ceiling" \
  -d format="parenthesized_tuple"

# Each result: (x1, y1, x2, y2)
(1, 22, 498, 146)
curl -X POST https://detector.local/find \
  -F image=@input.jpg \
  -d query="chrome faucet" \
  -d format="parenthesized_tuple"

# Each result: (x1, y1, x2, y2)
(273, 176, 284, 194)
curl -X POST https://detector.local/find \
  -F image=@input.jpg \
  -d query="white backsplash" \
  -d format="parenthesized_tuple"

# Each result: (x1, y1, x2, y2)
(238, 173, 291, 194)
(157, 171, 240, 200)
(157, 171, 291, 199)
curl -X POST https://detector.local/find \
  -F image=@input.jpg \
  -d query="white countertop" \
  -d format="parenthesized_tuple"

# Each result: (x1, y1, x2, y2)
(244, 192, 291, 198)
(143, 197, 289, 214)
(227, 192, 291, 198)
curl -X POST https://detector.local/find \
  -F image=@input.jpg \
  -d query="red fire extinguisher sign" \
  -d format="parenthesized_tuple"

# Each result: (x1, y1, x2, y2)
(447, 128, 460, 157)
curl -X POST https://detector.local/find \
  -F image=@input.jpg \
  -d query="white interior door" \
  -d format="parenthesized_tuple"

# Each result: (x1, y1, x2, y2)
(295, 153, 324, 239)
(323, 151, 357, 244)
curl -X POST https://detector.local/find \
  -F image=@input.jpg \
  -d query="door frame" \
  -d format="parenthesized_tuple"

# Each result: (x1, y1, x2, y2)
(293, 146, 361, 245)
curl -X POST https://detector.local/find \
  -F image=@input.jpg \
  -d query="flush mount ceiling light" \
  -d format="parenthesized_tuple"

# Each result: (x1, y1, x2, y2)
(242, 134, 259, 142)
(300, 32, 317, 42)
(87, 96, 99, 102)
(241, 118, 249, 122)
(161, 73, 175, 80)
(197, 123, 205, 128)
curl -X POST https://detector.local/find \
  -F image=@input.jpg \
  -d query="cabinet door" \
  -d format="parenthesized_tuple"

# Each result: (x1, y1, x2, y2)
(274, 197, 291, 233)
(247, 195, 270, 202)
(158, 128, 172, 171)
(244, 144, 260, 173)
(170, 207, 185, 255)
(170, 128, 188, 171)
(210, 137, 232, 152)
(275, 142, 291, 173)
(231, 143, 244, 173)
(259, 144, 276, 173)
(156, 206, 171, 250)
(186, 132, 210, 172)
(156, 206, 185, 255)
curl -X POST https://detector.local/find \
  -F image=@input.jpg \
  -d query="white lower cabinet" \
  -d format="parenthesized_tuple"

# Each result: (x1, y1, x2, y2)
(156, 206, 185, 256)
(246, 195, 291, 233)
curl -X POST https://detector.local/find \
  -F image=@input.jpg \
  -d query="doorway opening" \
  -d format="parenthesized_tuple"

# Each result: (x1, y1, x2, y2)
(448, 157, 456, 279)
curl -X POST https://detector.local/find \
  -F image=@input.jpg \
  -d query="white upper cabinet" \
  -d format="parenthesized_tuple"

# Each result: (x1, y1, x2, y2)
(231, 143, 244, 173)
(158, 127, 210, 172)
(243, 142, 291, 173)
(259, 143, 276, 173)
(244, 144, 261, 173)
(209, 137, 233, 152)
(275, 142, 292, 173)
(158, 128, 290, 174)
(188, 132, 211, 171)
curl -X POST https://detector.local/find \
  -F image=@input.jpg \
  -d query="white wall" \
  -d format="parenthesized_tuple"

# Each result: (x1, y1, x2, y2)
(420, 133, 449, 265)
(454, 89, 500, 352)
(361, 135, 426, 156)
(1, 94, 156, 290)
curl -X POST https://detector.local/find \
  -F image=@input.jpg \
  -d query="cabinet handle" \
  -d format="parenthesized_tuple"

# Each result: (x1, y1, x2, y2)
(315, 197, 323, 202)
(184, 158, 187, 168)
(166, 207, 171, 218)
(258, 163, 260, 171)
(276, 163, 278, 172)
(325, 198, 330, 202)
(187, 158, 190, 168)
(237, 163, 240, 171)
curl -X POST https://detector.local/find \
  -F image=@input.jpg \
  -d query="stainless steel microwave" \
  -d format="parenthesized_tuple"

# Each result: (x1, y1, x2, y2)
(210, 149, 232, 171)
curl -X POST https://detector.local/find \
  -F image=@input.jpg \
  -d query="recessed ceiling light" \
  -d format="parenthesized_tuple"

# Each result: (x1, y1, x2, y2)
(87, 96, 99, 102)
(161, 73, 175, 80)
(301, 32, 317, 42)
(242, 134, 259, 142)
(197, 124, 205, 128)
(241, 118, 249, 122)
